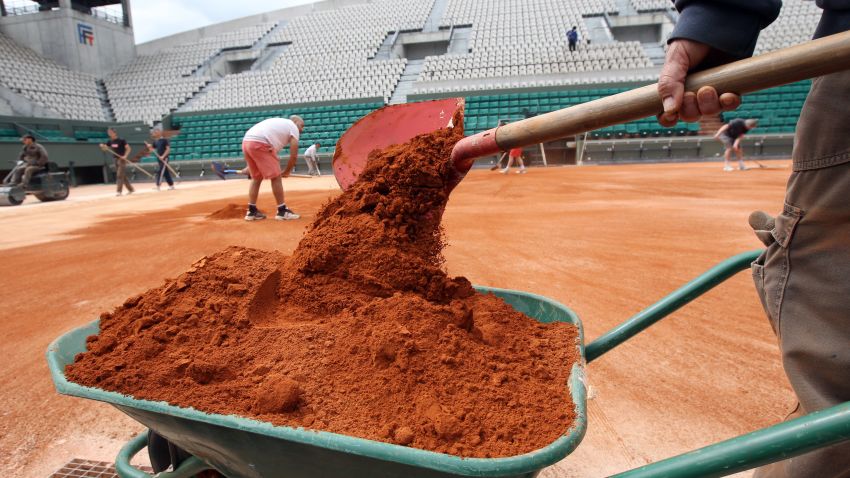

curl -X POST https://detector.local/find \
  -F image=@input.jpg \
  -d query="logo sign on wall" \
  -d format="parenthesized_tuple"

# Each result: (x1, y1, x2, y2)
(77, 23, 94, 46)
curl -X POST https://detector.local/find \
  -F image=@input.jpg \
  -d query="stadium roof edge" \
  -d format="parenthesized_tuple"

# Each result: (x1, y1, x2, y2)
(135, 0, 372, 55)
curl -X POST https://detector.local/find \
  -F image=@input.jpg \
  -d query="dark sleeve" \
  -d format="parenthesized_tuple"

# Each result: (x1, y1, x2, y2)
(37, 144, 48, 165)
(669, 0, 782, 60)
(818, 0, 850, 8)
(815, 0, 850, 38)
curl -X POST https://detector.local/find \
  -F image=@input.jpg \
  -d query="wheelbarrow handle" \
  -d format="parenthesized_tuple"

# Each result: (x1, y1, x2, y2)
(612, 401, 850, 478)
(115, 432, 215, 478)
(585, 250, 762, 363)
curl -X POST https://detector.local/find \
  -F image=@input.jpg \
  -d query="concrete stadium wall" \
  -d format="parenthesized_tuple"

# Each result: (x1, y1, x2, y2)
(579, 135, 795, 165)
(0, 2, 136, 77)
(164, 96, 384, 129)
(409, 68, 659, 98)
(0, 95, 11, 116)
(464, 134, 794, 170)
(409, 81, 653, 104)
(0, 115, 150, 178)
(136, 0, 370, 55)
(1, 140, 146, 168)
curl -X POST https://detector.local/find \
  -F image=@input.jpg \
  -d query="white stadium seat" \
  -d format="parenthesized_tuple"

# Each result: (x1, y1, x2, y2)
(0, 0, 820, 123)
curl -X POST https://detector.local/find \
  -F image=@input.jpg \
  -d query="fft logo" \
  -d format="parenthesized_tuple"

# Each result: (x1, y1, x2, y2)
(77, 23, 94, 46)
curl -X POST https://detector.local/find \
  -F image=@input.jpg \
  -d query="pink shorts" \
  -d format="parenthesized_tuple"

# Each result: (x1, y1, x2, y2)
(242, 140, 281, 179)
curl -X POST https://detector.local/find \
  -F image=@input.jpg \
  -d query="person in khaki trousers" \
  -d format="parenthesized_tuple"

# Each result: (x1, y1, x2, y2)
(656, 1, 850, 476)
(103, 128, 134, 196)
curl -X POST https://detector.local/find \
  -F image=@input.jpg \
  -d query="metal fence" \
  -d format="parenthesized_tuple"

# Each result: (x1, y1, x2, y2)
(2, 0, 44, 16)
(1, 1, 125, 25)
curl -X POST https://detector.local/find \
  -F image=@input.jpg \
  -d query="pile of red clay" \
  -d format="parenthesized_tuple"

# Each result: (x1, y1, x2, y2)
(207, 203, 245, 220)
(66, 117, 580, 458)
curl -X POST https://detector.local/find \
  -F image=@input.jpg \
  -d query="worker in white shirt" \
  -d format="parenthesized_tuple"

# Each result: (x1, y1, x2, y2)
(304, 142, 321, 176)
(241, 115, 304, 221)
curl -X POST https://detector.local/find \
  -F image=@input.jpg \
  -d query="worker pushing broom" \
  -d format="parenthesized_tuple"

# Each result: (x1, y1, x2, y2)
(99, 128, 148, 196)
(144, 127, 180, 190)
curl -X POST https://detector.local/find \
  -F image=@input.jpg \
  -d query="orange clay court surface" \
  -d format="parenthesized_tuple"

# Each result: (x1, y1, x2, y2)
(0, 161, 795, 478)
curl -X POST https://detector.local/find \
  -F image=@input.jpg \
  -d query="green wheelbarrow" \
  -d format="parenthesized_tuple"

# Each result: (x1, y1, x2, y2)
(47, 250, 850, 478)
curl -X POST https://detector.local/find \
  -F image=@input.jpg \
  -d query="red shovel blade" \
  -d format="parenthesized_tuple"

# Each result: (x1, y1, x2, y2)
(332, 98, 464, 190)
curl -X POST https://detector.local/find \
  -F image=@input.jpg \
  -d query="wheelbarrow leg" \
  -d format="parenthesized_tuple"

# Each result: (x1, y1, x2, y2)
(147, 430, 194, 474)
(116, 431, 216, 478)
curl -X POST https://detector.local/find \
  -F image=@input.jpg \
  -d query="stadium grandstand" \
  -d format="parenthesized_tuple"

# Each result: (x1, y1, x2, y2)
(0, 0, 822, 184)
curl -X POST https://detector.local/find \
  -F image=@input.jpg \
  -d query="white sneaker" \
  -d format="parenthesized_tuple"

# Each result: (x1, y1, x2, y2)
(499, 169, 508, 174)
(168, 186, 175, 190)
(275, 207, 300, 220)
(245, 209, 267, 221)
(516, 169, 527, 174)
(723, 166, 734, 172)
(115, 192, 122, 197)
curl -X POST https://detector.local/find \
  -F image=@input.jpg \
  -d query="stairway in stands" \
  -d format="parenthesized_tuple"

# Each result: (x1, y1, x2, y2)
(249, 20, 291, 72)
(423, 0, 449, 33)
(372, 30, 399, 60)
(642, 44, 667, 66)
(252, 20, 288, 50)
(95, 79, 116, 122)
(583, 16, 614, 44)
(699, 114, 724, 135)
(389, 59, 424, 104)
(178, 21, 289, 114)
(615, 0, 639, 15)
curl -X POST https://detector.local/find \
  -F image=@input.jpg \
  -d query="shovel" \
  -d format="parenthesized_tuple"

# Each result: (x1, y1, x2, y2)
(333, 30, 850, 190)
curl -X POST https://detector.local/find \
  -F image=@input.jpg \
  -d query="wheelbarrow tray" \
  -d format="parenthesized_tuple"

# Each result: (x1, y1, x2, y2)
(47, 286, 587, 478)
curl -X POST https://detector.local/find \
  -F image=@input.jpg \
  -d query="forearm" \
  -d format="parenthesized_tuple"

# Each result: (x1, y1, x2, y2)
(286, 150, 298, 171)
(285, 139, 299, 173)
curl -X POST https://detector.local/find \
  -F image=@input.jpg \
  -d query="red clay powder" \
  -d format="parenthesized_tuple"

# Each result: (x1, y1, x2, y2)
(207, 203, 246, 220)
(66, 118, 580, 458)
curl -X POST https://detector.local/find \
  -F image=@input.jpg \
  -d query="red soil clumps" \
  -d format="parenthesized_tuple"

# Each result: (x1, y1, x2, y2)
(207, 203, 245, 220)
(66, 118, 580, 458)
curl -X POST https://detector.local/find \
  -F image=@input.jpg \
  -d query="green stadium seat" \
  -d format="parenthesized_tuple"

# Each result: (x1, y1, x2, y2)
(170, 102, 382, 161)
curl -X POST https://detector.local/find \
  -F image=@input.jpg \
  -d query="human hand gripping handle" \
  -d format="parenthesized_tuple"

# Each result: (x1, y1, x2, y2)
(657, 39, 742, 127)
(281, 137, 299, 178)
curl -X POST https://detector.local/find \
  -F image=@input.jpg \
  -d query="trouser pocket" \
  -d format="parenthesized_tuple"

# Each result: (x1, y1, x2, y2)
(751, 252, 770, 329)
(750, 203, 804, 337)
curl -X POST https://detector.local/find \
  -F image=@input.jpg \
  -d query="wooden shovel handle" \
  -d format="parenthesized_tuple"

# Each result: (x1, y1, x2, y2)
(494, 30, 850, 149)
